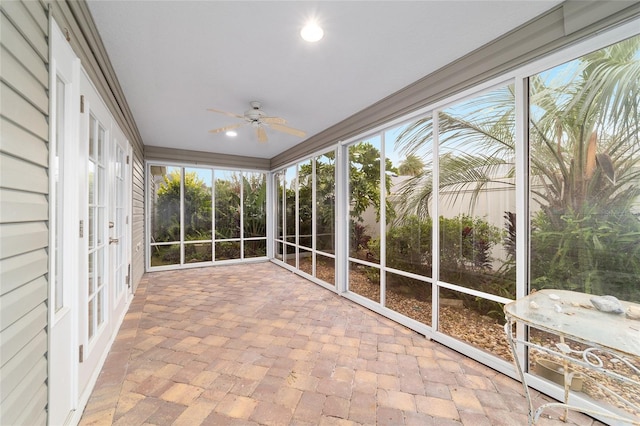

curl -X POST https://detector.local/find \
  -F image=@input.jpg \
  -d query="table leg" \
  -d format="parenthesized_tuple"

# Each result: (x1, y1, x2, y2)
(560, 336, 569, 422)
(505, 319, 534, 424)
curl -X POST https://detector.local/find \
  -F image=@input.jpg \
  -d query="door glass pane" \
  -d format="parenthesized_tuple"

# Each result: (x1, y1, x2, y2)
(88, 207, 95, 249)
(88, 116, 107, 343)
(349, 138, 382, 263)
(150, 166, 181, 243)
(243, 172, 266, 238)
(96, 248, 104, 290)
(88, 252, 94, 296)
(116, 148, 123, 180)
(97, 125, 105, 163)
(88, 161, 95, 205)
(316, 151, 335, 254)
(95, 258, 105, 333)
(88, 300, 94, 339)
(184, 167, 212, 241)
(97, 163, 105, 205)
(89, 115, 95, 159)
(298, 160, 313, 248)
(97, 288, 104, 325)
(96, 204, 105, 246)
(54, 76, 65, 312)
(215, 170, 241, 239)
(95, 125, 107, 250)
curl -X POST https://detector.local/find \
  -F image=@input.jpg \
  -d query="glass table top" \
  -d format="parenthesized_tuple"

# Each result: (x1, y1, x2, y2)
(504, 290, 640, 357)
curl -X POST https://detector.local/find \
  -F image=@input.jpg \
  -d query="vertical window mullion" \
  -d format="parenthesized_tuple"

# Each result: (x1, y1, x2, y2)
(515, 76, 529, 301)
(266, 171, 274, 259)
(380, 132, 386, 307)
(336, 144, 348, 293)
(239, 172, 244, 260)
(280, 171, 285, 262)
(212, 167, 216, 262)
(312, 157, 317, 277)
(180, 167, 185, 265)
(431, 110, 440, 331)
(515, 75, 530, 371)
(295, 164, 299, 269)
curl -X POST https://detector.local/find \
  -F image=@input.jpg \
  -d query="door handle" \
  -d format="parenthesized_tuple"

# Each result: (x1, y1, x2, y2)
(109, 238, 119, 245)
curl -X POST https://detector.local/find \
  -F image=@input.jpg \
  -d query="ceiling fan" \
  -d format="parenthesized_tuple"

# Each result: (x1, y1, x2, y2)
(208, 101, 306, 143)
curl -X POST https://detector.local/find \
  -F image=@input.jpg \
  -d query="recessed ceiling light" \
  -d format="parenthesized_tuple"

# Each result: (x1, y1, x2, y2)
(301, 21, 323, 42)
(226, 130, 237, 137)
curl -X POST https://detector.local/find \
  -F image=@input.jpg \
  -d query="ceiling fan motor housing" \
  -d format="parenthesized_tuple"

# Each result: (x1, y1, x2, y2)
(245, 101, 265, 122)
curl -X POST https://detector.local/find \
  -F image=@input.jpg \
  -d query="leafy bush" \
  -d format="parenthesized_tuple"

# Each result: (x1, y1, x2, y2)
(371, 214, 512, 320)
(531, 207, 640, 302)
(214, 177, 240, 239)
(374, 214, 502, 276)
(155, 170, 212, 242)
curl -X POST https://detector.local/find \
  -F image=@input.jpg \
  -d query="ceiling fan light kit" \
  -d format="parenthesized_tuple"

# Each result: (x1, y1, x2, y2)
(208, 101, 306, 143)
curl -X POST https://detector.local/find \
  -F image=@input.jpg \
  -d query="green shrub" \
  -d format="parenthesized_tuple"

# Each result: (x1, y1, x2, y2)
(531, 207, 640, 302)
(371, 214, 511, 320)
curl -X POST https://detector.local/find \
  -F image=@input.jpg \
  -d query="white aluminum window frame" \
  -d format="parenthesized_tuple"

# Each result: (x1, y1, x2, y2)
(145, 161, 270, 271)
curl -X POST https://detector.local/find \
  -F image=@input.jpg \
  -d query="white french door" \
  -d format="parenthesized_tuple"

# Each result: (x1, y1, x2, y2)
(78, 70, 131, 399)
(110, 126, 131, 316)
(50, 20, 132, 424)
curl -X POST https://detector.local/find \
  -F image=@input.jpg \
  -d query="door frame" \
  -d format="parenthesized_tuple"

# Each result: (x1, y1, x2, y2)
(48, 20, 81, 426)
(49, 19, 134, 425)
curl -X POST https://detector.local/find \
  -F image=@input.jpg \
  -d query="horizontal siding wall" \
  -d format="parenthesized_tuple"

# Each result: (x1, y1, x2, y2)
(132, 148, 145, 288)
(0, 1, 49, 425)
(271, 1, 640, 169)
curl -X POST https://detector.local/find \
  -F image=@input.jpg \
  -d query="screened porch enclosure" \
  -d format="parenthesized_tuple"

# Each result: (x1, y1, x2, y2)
(146, 28, 640, 422)
(148, 166, 268, 267)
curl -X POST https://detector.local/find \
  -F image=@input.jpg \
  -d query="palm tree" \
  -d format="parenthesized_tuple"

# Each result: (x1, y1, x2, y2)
(394, 84, 517, 218)
(394, 35, 640, 299)
(398, 154, 425, 176)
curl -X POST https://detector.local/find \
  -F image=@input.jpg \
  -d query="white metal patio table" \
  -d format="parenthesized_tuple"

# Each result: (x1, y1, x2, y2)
(503, 289, 640, 425)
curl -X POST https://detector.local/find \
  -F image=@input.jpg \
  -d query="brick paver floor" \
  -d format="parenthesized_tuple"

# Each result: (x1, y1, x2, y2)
(79, 262, 602, 425)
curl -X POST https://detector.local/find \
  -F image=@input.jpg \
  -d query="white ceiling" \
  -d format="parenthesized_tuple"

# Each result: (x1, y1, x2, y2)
(87, 0, 563, 160)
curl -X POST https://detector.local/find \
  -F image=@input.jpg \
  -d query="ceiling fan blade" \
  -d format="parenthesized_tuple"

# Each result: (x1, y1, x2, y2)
(270, 123, 306, 138)
(207, 107, 244, 120)
(262, 116, 287, 125)
(208, 122, 244, 134)
(256, 126, 268, 143)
